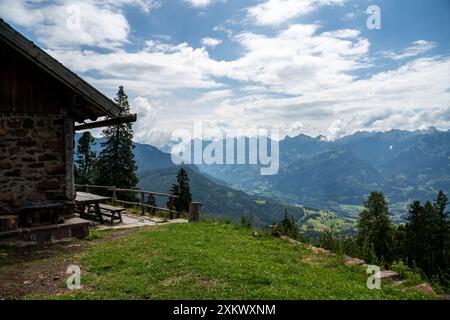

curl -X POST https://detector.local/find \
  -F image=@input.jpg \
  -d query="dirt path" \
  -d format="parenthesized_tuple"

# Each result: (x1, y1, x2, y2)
(0, 228, 136, 300)
(0, 240, 85, 299)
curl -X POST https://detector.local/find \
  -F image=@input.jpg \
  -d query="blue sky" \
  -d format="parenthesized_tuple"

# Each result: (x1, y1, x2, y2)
(1, 0, 450, 146)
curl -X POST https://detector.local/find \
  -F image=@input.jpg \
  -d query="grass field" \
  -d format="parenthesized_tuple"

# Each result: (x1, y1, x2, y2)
(0, 222, 435, 300)
(301, 209, 357, 234)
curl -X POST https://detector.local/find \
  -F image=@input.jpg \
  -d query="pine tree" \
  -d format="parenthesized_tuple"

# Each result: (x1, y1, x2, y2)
(433, 191, 449, 274)
(356, 191, 394, 265)
(405, 201, 425, 267)
(273, 209, 301, 240)
(403, 194, 450, 285)
(95, 86, 138, 201)
(405, 200, 442, 276)
(75, 131, 96, 185)
(170, 168, 192, 214)
(423, 201, 440, 274)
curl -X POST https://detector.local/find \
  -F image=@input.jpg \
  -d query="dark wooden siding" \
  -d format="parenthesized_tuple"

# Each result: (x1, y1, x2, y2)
(0, 38, 100, 120)
(0, 39, 76, 114)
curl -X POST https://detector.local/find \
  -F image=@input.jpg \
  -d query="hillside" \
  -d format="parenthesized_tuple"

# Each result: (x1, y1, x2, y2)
(2, 222, 433, 300)
(75, 133, 174, 172)
(138, 166, 304, 226)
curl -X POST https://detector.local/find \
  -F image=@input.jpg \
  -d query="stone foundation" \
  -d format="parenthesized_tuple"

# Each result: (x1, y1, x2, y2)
(0, 218, 90, 242)
(0, 114, 68, 217)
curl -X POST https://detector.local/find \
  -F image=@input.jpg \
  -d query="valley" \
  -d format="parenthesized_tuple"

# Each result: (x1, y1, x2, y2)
(76, 127, 450, 231)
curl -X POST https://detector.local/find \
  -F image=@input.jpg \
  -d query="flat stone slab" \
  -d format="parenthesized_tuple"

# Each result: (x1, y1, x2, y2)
(96, 214, 187, 231)
(403, 283, 437, 296)
(345, 256, 365, 266)
(379, 270, 400, 280)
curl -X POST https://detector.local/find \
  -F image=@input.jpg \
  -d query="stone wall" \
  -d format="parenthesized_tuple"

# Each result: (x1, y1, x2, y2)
(0, 114, 68, 215)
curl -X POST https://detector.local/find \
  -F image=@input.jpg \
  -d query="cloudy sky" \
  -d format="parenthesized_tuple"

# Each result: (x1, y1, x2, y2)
(1, 0, 450, 146)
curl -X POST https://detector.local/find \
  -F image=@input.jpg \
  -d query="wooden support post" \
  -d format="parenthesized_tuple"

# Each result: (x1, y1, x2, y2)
(141, 191, 145, 215)
(167, 197, 174, 220)
(64, 118, 75, 202)
(112, 186, 117, 206)
(188, 202, 202, 222)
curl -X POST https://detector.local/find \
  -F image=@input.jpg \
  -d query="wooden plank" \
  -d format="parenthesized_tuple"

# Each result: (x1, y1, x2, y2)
(113, 199, 178, 214)
(112, 188, 179, 198)
(75, 114, 137, 131)
(75, 185, 179, 199)
(99, 203, 125, 212)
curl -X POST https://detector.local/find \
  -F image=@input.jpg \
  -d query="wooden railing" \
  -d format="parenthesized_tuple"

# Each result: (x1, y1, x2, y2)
(75, 184, 180, 218)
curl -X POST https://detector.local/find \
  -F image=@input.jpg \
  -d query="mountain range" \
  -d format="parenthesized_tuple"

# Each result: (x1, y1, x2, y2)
(197, 128, 450, 221)
(75, 128, 450, 224)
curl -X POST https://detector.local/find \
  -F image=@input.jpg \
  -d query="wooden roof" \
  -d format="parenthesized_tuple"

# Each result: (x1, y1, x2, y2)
(0, 19, 121, 119)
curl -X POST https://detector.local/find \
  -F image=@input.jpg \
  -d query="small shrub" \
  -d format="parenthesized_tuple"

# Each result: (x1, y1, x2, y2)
(240, 214, 253, 229)
(390, 260, 423, 283)
(222, 214, 233, 225)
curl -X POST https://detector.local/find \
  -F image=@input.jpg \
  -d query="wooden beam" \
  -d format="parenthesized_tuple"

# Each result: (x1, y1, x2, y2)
(65, 118, 75, 201)
(74, 114, 137, 131)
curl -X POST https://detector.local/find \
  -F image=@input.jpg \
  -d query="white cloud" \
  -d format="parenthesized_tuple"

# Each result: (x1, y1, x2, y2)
(0, 0, 159, 48)
(201, 37, 222, 48)
(342, 12, 356, 21)
(227, 24, 370, 95)
(381, 40, 436, 60)
(2, 1, 448, 145)
(246, 0, 347, 26)
(46, 40, 225, 97)
(130, 97, 173, 145)
(183, 0, 212, 7)
(45, 23, 450, 145)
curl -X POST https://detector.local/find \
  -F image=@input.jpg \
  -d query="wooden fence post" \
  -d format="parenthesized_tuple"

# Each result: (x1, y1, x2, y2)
(112, 186, 117, 206)
(141, 191, 145, 215)
(188, 202, 202, 222)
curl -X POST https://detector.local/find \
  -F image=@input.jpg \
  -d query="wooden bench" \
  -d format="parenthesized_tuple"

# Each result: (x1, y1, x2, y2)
(87, 203, 125, 224)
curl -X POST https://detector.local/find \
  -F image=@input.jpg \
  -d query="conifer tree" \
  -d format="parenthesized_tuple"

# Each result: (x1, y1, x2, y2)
(170, 168, 192, 213)
(75, 131, 96, 185)
(356, 191, 394, 265)
(423, 201, 440, 274)
(95, 86, 138, 201)
(405, 201, 424, 265)
(433, 191, 449, 273)
(405, 199, 443, 277)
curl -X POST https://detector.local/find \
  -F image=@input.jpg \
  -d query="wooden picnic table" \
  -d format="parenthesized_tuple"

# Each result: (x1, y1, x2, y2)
(75, 192, 111, 224)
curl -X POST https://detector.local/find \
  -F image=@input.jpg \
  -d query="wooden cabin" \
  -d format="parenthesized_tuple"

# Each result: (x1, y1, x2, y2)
(0, 19, 136, 240)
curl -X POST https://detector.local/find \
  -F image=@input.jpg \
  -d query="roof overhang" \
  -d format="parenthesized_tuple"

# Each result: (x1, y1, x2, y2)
(0, 19, 122, 119)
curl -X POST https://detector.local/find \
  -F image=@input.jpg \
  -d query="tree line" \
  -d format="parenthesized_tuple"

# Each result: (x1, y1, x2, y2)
(317, 190, 449, 290)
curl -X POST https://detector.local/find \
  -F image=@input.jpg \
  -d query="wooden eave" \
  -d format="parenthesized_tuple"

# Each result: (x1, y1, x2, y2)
(0, 19, 121, 119)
